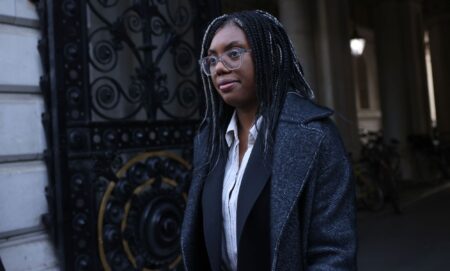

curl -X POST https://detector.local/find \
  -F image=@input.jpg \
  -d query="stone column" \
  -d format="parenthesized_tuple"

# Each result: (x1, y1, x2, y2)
(278, 0, 318, 91)
(374, 0, 430, 140)
(426, 0, 450, 137)
(315, 0, 360, 156)
(279, 0, 360, 156)
(373, 0, 431, 178)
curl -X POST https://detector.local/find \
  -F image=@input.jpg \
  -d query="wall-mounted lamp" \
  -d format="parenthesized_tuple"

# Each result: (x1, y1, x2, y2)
(350, 35, 366, 56)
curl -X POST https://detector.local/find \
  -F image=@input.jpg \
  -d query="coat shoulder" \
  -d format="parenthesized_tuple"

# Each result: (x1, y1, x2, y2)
(280, 93, 334, 126)
(279, 93, 348, 163)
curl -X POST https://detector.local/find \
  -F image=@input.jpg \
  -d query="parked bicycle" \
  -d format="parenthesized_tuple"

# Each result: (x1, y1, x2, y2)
(353, 157, 384, 211)
(354, 131, 402, 213)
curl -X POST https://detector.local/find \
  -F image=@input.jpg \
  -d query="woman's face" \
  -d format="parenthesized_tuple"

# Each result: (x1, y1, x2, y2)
(208, 23, 257, 112)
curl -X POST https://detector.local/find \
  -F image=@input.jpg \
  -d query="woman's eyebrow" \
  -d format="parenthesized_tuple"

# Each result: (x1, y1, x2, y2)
(208, 41, 245, 54)
(224, 41, 245, 50)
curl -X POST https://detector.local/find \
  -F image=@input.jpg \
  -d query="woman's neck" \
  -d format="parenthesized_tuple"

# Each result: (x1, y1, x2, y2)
(236, 108, 256, 133)
(235, 108, 257, 165)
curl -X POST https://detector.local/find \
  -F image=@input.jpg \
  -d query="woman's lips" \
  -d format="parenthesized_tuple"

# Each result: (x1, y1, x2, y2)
(218, 81, 238, 92)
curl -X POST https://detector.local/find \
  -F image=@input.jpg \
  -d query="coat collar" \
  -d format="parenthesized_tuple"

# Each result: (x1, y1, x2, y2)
(280, 92, 333, 124)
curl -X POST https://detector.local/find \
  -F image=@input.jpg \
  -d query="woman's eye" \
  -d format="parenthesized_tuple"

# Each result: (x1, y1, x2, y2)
(208, 56, 218, 65)
(227, 49, 241, 59)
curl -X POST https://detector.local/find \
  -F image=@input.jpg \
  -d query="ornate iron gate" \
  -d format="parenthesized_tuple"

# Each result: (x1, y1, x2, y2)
(35, 0, 220, 270)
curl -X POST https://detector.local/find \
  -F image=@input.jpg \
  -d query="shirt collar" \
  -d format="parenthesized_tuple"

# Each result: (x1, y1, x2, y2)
(225, 111, 262, 147)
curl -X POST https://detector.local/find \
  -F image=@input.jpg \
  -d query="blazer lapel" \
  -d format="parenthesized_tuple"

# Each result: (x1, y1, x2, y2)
(236, 134, 272, 246)
(202, 154, 226, 271)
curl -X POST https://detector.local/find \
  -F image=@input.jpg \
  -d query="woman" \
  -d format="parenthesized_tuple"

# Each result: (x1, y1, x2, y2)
(181, 10, 357, 271)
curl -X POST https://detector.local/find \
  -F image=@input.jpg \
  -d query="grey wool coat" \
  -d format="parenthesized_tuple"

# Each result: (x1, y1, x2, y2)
(181, 92, 357, 271)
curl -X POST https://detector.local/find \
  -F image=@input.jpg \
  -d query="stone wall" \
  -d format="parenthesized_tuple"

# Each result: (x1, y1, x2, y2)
(0, 1, 58, 270)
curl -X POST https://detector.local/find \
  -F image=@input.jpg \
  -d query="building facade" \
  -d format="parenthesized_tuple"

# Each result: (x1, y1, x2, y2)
(0, 0, 448, 270)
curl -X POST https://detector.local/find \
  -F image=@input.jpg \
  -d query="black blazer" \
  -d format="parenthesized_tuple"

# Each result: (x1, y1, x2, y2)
(201, 133, 271, 271)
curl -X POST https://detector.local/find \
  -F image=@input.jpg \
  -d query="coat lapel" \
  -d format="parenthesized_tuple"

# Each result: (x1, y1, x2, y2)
(202, 154, 226, 271)
(236, 133, 271, 246)
(269, 93, 333, 263)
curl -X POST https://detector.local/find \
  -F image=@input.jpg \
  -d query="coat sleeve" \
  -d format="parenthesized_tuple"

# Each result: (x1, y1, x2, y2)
(181, 128, 212, 271)
(306, 123, 358, 271)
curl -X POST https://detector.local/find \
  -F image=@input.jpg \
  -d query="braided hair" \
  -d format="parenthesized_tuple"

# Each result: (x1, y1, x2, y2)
(198, 10, 314, 170)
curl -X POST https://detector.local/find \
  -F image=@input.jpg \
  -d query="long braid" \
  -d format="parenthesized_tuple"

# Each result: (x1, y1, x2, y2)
(198, 10, 315, 171)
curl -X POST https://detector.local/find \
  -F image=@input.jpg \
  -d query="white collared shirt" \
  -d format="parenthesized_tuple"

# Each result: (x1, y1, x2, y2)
(222, 111, 261, 271)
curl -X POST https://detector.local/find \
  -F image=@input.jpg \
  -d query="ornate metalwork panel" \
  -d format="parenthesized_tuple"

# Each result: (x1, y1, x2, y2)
(35, 0, 220, 270)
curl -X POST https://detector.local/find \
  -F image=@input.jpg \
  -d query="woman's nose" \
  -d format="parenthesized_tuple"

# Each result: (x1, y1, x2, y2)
(214, 60, 230, 75)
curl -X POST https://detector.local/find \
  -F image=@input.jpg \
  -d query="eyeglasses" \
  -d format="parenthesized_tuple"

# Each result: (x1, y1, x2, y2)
(199, 48, 251, 76)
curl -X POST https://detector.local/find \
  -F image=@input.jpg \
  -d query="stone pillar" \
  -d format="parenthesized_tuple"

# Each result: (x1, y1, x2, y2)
(374, 0, 430, 140)
(374, 0, 431, 178)
(279, 0, 360, 156)
(426, 0, 450, 137)
(278, 0, 318, 91)
(315, 0, 360, 156)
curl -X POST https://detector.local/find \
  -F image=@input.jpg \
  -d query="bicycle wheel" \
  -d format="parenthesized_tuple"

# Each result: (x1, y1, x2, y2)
(358, 174, 385, 211)
(379, 162, 402, 213)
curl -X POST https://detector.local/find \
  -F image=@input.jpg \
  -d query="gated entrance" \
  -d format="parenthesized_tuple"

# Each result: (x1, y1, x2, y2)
(35, 0, 220, 270)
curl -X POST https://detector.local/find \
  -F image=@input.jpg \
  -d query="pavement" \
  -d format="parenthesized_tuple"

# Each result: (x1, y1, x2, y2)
(357, 181, 450, 271)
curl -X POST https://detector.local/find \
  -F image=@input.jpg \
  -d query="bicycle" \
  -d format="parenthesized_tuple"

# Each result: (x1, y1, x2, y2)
(353, 158, 384, 211)
(358, 131, 402, 213)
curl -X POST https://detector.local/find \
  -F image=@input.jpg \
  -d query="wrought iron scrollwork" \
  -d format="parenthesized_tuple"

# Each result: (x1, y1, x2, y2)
(87, 0, 201, 121)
